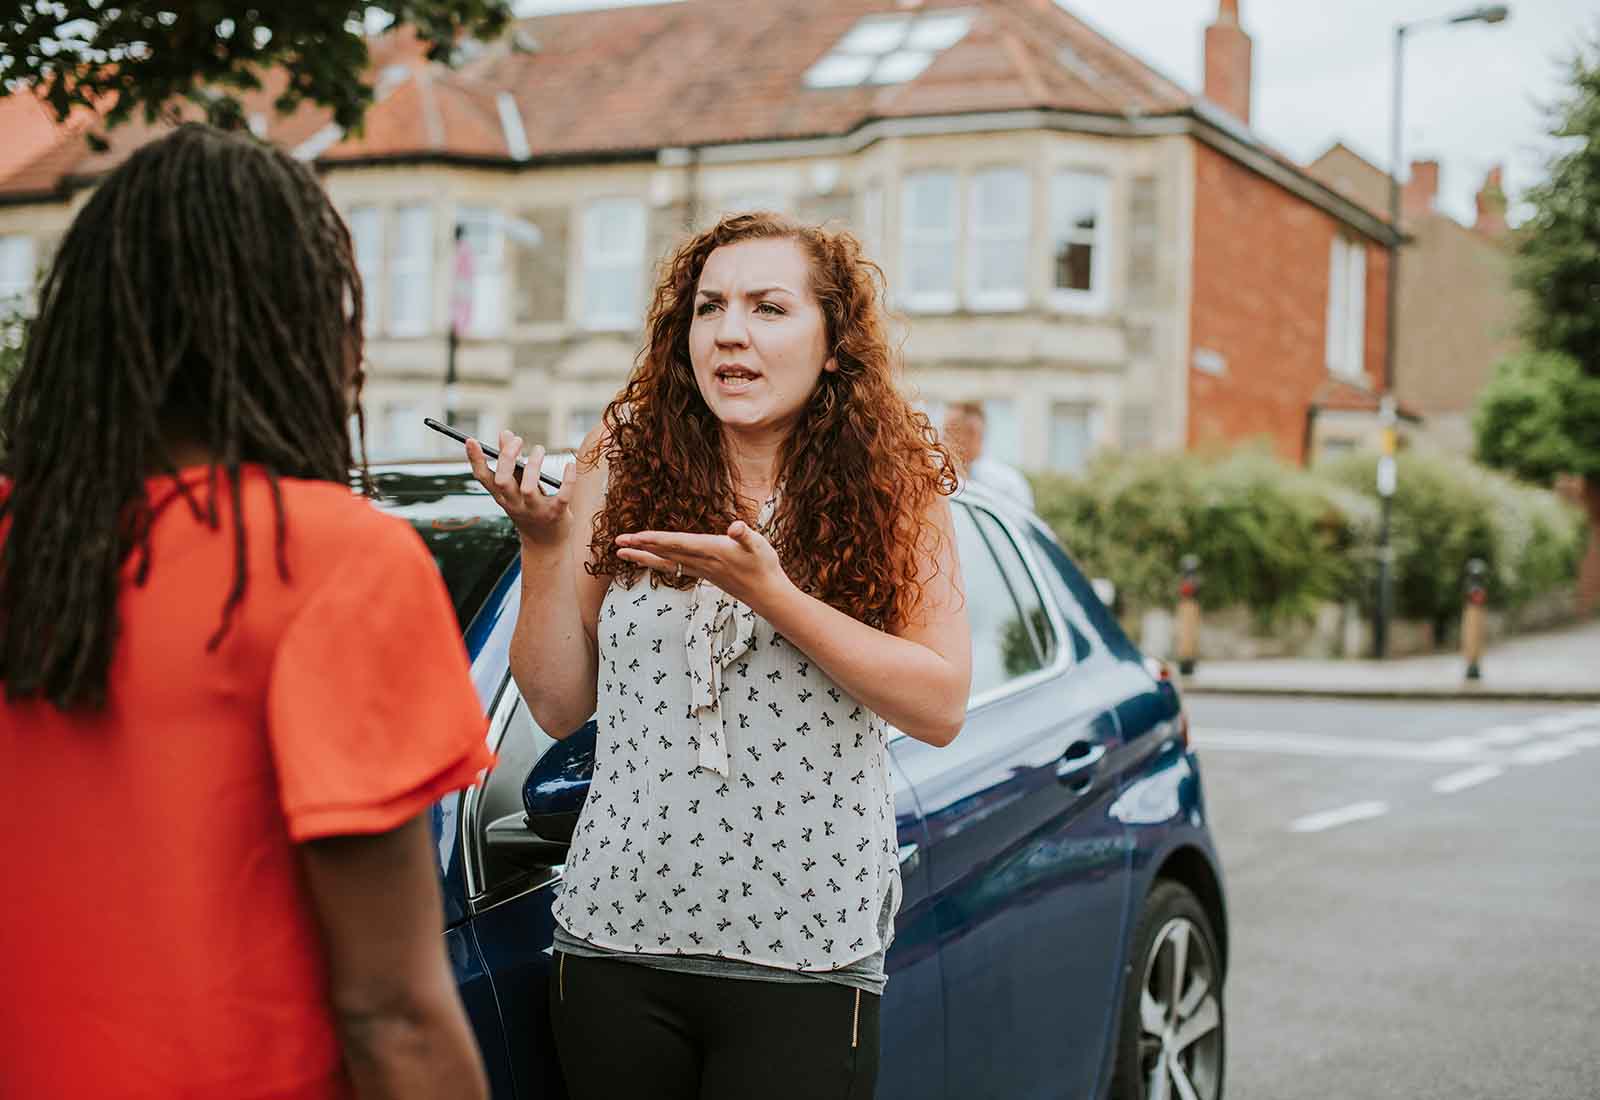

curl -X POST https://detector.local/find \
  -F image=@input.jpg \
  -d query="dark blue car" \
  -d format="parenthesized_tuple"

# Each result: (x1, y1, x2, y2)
(377, 465, 1228, 1100)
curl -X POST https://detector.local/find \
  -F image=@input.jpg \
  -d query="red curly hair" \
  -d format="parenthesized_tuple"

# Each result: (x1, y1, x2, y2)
(587, 212, 957, 631)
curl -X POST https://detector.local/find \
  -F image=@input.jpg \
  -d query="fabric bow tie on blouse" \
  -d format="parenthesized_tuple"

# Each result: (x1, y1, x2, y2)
(684, 496, 776, 777)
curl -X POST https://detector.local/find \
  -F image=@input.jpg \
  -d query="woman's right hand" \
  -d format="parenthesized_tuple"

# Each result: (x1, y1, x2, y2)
(465, 432, 578, 548)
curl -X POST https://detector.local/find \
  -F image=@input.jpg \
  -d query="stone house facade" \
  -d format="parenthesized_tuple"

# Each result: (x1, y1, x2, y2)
(0, 0, 1393, 471)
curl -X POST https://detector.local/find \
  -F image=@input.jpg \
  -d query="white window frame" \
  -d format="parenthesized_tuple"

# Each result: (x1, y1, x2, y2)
(580, 198, 646, 332)
(1326, 236, 1367, 379)
(900, 170, 959, 313)
(388, 203, 434, 337)
(346, 206, 382, 335)
(1048, 171, 1111, 313)
(455, 205, 506, 338)
(0, 235, 36, 316)
(966, 167, 1031, 312)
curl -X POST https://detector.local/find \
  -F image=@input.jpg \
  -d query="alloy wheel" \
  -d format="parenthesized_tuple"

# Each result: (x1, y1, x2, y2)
(1136, 916, 1223, 1100)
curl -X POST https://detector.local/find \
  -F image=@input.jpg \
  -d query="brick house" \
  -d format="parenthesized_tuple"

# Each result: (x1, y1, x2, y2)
(0, 0, 1393, 470)
(1308, 143, 1519, 456)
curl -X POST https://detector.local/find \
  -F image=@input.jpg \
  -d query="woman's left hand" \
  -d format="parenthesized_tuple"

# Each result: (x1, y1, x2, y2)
(615, 521, 792, 610)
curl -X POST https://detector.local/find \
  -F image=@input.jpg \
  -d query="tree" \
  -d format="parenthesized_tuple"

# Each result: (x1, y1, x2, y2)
(1479, 29, 1600, 613)
(0, 2, 512, 141)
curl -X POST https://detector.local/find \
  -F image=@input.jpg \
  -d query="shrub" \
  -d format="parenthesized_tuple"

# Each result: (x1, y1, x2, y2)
(1030, 447, 1582, 635)
(1030, 447, 1364, 628)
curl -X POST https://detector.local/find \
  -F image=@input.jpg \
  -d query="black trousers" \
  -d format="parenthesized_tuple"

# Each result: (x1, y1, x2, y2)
(549, 951, 880, 1100)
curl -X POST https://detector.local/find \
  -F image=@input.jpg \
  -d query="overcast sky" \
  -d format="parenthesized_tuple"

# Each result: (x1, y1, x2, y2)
(512, 0, 1598, 226)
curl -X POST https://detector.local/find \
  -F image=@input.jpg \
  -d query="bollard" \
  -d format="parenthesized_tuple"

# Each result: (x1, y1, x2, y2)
(1462, 558, 1488, 681)
(1176, 554, 1201, 676)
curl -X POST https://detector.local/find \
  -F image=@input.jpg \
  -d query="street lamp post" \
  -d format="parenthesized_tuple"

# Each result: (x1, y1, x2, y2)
(1375, 2, 1510, 659)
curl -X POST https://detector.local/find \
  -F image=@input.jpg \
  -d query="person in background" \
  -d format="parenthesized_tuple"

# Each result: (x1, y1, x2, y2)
(941, 400, 1035, 510)
(464, 212, 972, 1100)
(0, 124, 491, 1100)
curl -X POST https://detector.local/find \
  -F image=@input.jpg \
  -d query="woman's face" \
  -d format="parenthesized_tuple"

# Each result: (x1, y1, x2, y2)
(688, 237, 836, 437)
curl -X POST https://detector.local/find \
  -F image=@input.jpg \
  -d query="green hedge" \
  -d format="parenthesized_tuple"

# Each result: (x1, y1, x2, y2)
(1029, 448, 1583, 631)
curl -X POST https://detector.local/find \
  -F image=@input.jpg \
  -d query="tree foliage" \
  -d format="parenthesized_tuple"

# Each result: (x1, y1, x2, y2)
(0, 2, 512, 141)
(1515, 28, 1600, 375)
(1475, 351, 1600, 483)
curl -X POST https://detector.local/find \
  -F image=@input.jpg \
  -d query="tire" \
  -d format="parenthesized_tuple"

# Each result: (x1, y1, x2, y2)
(1108, 880, 1226, 1100)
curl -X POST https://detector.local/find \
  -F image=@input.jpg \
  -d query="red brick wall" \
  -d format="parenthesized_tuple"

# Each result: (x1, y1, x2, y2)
(1188, 142, 1390, 462)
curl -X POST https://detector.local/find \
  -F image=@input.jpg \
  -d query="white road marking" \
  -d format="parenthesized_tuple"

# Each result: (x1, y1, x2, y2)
(1290, 801, 1389, 833)
(1432, 765, 1505, 794)
(1567, 730, 1600, 749)
(1531, 713, 1597, 735)
(1511, 741, 1577, 766)
(1464, 725, 1535, 747)
(1193, 728, 1498, 764)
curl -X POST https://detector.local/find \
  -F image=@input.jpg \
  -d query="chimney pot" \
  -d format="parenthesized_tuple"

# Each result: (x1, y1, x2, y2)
(1475, 164, 1508, 237)
(1204, 0, 1253, 125)
(1403, 159, 1440, 219)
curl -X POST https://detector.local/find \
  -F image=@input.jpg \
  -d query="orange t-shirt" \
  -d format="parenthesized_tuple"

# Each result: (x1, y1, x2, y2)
(0, 466, 493, 1100)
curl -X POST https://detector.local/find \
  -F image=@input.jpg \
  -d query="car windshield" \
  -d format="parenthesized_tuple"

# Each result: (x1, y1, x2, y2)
(365, 468, 520, 630)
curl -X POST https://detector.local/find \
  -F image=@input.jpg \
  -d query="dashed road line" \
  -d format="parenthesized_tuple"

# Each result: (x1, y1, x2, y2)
(1432, 765, 1505, 794)
(1290, 801, 1389, 833)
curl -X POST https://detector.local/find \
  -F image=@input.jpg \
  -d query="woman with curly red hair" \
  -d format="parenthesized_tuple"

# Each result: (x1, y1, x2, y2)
(466, 212, 971, 1099)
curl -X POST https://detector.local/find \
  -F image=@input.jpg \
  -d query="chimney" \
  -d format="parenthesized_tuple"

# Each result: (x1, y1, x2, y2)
(1403, 159, 1439, 219)
(1475, 165, 1508, 237)
(1204, 0, 1254, 126)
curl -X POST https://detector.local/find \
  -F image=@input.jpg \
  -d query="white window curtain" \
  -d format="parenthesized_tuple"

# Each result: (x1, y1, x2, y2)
(860, 183, 885, 263)
(1326, 237, 1367, 379)
(1048, 402, 1099, 475)
(456, 206, 505, 337)
(581, 198, 646, 330)
(388, 204, 434, 337)
(346, 206, 382, 334)
(1049, 172, 1109, 309)
(967, 168, 1030, 310)
(0, 235, 36, 315)
(900, 171, 959, 312)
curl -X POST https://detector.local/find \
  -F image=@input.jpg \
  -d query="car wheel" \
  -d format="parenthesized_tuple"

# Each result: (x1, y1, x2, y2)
(1109, 880, 1225, 1100)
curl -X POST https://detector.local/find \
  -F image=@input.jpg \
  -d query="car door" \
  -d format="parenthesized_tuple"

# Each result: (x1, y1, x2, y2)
(878, 749, 944, 1100)
(458, 674, 574, 1100)
(888, 500, 1133, 1100)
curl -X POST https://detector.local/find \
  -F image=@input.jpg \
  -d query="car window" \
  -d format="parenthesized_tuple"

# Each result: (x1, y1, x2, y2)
(1024, 524, 1098, 662)
(954, 503, 1045, 698)
(972, 506, 1059, 669)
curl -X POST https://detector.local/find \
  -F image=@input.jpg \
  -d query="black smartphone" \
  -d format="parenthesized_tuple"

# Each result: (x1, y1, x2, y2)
(424, 416, 564, 491)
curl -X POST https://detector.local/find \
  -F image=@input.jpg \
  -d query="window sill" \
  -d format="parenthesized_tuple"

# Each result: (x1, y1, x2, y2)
(579, 318, 640, 334)
(900, 294, 959, 315)
(965, 293, 1028, 313)
(1048, 291, 1110, 316)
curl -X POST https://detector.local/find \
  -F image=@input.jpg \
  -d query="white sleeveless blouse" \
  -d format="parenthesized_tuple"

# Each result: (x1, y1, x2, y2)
(551, 568, 902, 974)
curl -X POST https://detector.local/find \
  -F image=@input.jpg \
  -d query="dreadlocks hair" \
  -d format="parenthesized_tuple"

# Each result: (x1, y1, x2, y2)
(0, 122, 368, 712)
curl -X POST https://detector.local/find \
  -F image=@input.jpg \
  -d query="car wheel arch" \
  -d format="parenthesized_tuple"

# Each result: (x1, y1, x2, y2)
(1148, 845, 1228, 978)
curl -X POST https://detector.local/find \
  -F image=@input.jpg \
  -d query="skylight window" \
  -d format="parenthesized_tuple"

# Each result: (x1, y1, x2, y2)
(804, 9, 973, 89)
(871, 50, 934, 85)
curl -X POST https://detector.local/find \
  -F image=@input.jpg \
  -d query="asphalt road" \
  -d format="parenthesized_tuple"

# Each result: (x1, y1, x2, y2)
(1187, 696, 1600, 1100)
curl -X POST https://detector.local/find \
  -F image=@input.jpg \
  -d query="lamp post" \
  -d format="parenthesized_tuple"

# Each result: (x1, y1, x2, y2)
(1375, 2, 1510, 659)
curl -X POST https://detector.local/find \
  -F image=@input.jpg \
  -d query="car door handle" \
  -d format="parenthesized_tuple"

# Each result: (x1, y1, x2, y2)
(1055, 742, 1106, 789)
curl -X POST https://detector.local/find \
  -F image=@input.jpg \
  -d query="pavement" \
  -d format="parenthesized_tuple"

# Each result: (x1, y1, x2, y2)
(1179, 616, 1600, 701)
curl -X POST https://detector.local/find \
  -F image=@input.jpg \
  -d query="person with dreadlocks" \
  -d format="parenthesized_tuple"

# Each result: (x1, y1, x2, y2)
(0, 124, 492, 1100)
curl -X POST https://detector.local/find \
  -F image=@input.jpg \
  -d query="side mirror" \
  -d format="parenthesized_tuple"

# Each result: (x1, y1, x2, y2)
(520, 719, 597, 845)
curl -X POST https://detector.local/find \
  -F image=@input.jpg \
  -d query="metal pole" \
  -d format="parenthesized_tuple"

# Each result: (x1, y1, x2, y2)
(445, 221, 463, 428)
(1375, 25, 1406, 660)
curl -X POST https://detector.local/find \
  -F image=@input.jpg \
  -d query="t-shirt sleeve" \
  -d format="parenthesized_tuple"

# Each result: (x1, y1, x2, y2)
(267, 516, 494, 842)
